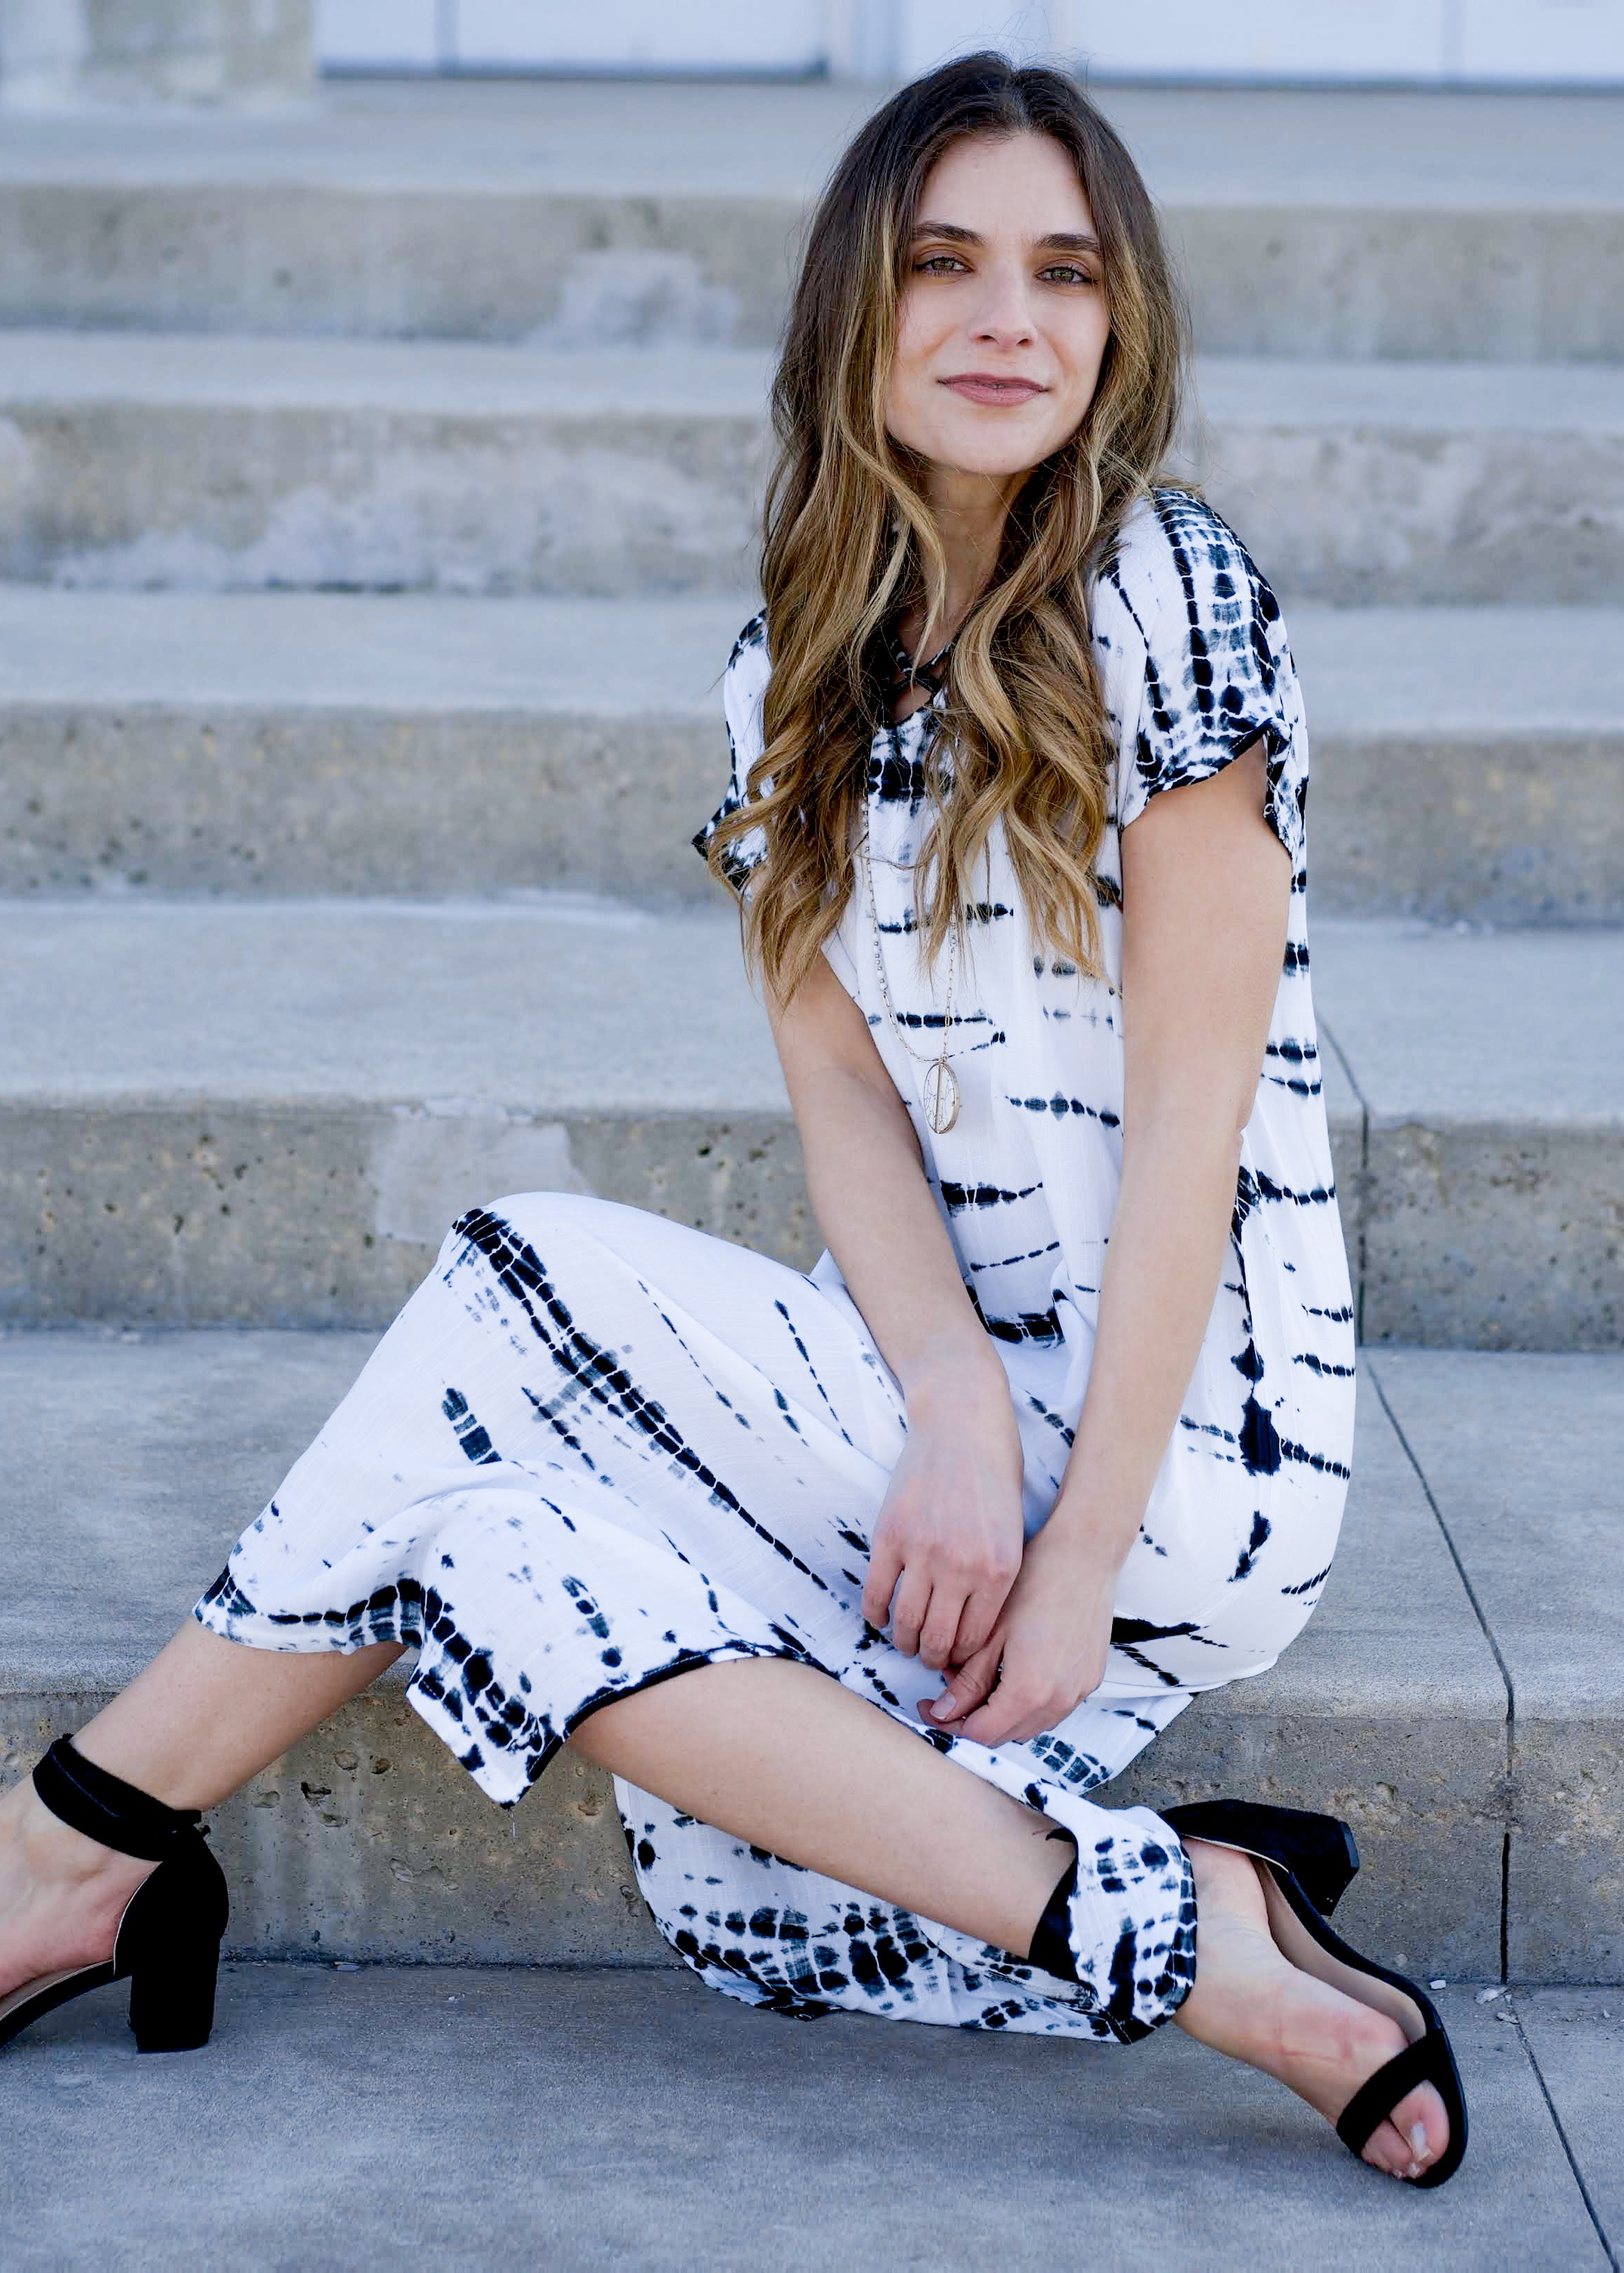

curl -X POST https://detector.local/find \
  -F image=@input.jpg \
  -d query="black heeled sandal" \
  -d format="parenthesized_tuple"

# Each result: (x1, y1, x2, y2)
(0, 1737, 229, 2056)
(1163, 1797, 1469, 2190)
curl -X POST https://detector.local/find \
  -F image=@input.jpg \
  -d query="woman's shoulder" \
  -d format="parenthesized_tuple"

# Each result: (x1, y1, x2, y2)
(721, 607, 772, 763)
(1095, 487, 1283, 645)
(724, 609, 770, 692)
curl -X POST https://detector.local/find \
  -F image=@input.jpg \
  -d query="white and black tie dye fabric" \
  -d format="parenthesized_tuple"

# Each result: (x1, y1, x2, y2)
(198, 1194, 1196, 2039)
(698, 486, 1354, 1661)
(197, 485, 1350, 2047)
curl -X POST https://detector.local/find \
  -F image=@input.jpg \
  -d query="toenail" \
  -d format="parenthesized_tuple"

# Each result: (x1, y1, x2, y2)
(1410, 2121, 1428, 2157)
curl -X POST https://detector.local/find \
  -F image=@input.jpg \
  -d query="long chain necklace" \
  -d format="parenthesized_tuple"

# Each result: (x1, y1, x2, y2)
(864, 621, 962, 1135)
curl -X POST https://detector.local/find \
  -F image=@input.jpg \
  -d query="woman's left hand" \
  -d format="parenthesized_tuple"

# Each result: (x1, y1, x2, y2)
(919, 1518, 1123, 1749)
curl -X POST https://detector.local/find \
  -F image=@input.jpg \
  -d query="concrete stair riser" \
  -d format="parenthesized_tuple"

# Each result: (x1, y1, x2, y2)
(0, 1344, 1515, 1978)
(1357, 1120, 1624, 1352)
(3, 337, 1621, 603)
(2, 187, 1622, 364)
(1, 589, 1621, 923)
(0, 393, 770, 598)
(5, 704, 1622, 924)
(0, 1106, 817, 1328)
(0, 704, 731, 902)
(6, 1090, 1620, 1350)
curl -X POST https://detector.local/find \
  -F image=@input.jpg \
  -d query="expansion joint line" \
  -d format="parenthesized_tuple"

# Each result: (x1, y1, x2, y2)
(1365, 1358, 1515, 1984)
(1511, 2006, 1619, 2269)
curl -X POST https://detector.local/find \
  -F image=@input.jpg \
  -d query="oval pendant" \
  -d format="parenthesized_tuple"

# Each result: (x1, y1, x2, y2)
(922, 1057, 960, 1136)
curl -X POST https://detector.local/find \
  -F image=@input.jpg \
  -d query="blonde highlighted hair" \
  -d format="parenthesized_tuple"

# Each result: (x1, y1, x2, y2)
(705, 52, 1189, 999)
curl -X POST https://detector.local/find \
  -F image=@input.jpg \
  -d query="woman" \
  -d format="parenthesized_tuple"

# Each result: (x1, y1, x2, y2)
(0, 56, 1463, 2185)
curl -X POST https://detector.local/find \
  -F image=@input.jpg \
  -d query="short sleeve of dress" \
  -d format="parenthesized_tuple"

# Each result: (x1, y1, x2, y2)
(1113, 491, 1307, 870)
(692, 610, 772, 898)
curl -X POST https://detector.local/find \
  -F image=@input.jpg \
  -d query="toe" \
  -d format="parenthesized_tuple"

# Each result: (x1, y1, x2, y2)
(1365, 2081, 1449, 2180)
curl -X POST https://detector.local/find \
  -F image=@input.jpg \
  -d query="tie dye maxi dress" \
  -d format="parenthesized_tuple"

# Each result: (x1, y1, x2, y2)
(196, 488, 1354, 2043)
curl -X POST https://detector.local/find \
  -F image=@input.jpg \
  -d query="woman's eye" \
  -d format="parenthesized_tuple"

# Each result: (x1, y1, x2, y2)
(916, 254, 967, 274)
(1039, 264, 1096, 287)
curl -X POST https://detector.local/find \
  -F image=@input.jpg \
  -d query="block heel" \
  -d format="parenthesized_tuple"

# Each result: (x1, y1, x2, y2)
(129, 1938, 221, 2055)
(0, 1737, 229, 2058)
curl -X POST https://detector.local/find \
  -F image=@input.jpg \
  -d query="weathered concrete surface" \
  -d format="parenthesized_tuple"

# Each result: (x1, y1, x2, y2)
(1313, 922, 1624, 1351)
(1370, 1351, 1624, 1985)
(0, 78, 1621, 359)
(2, 587, 1621, 922)
(1518, 1991, 1624, 2242)
(0, 1331, 1508, 1976)
(3, 1969, 1608, 2273)
(1, 901, 1614, 1343)
(0, 0, 312, 111)
(0, 587, 747, 901)
(0, 331, 772, 596)
(1290, 603, 1624, 926)
(1187, 357, 1624, 605)
(2, 332, 1619, 602)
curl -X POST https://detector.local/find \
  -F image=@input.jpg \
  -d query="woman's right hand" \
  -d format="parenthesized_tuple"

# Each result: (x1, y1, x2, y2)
(861, 1365, 1026, 1673)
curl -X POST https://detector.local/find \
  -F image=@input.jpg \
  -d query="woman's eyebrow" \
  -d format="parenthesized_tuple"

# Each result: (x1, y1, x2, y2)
(909, 221, 1102, 255)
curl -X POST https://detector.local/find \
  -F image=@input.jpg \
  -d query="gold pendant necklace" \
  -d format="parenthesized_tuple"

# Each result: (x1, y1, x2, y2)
(861, 821, 961, 1138)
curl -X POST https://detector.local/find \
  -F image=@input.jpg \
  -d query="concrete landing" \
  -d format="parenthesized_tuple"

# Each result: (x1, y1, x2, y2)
(1, 1967, 1616, 2271)
(1, 900, 1618, 1344)
(1, 331, 1618, 602)
(1, 587, 1620, 922)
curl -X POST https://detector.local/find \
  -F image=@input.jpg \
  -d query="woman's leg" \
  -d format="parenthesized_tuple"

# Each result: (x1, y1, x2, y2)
(0, 1622, 402, 2001)
(3, 1629, 1444, 2180)
(575, 1663, 1445, 2182)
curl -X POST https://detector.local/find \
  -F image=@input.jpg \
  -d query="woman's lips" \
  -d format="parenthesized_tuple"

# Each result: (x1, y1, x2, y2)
(939, 373, 1047, 406)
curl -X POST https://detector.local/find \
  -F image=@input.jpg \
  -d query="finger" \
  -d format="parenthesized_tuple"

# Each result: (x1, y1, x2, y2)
(956, 1673, 1051, 1751)
(949, 1581, 1010, 1668)
(861, 1537, 904, 1633)
(918, 1586, 967, 1673)
(922, 1636, 1001, 1727)
(889, 1574, 932, 1659)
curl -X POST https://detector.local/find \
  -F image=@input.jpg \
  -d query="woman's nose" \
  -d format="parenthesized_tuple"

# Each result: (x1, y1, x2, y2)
(969, 270, 1035, 349)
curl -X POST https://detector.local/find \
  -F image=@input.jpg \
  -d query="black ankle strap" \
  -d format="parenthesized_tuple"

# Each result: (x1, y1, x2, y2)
(32, 1737, 203, 1863)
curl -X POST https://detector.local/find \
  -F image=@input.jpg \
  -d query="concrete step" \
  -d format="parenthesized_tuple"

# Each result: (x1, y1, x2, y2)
(0, 77, 1620, 364)
(0, 1331, 1617, 1991)
(0, 899, 1616, 1347)
(7, 1969, 1617, 2268)
(1, 587, 1621, 923)
(1, 332, 1619, 604)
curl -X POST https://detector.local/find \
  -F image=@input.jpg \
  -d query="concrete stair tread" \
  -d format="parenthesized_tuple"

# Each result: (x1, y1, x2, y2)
(0, 587, 750, 715)
(1, 585, 1622, 737)
(1315, 920, 1624, 1124)
(1, 897, 1617, 1124)
(1, 1330, 1617, 1983)
(4, 327, 1621, 429)
(0, 77, 1619, 208)
(0, 327, 777, 414)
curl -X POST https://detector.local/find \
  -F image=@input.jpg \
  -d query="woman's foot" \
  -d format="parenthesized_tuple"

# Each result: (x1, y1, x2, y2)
(1174, 1836, 1451, 2181)
(0, 1771, 153, 2003)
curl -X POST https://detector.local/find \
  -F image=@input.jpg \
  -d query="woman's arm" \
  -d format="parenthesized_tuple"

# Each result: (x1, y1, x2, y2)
(928, 739, 1291, 1744)
(767, 956, 1025, 1671)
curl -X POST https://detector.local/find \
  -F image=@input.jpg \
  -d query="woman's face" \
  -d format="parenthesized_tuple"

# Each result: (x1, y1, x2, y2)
(884, 131, 1110, 484)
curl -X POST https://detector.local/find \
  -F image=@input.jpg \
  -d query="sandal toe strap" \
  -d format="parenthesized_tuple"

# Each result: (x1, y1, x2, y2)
(1334, 2035, 1443, 2157)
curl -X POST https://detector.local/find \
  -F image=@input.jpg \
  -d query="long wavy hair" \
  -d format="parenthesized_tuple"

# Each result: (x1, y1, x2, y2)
(705, 52, 1189, 1000)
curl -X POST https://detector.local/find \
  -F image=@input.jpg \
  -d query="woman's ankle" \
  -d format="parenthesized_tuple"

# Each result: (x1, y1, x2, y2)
(1, 1768, 154, 1900)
